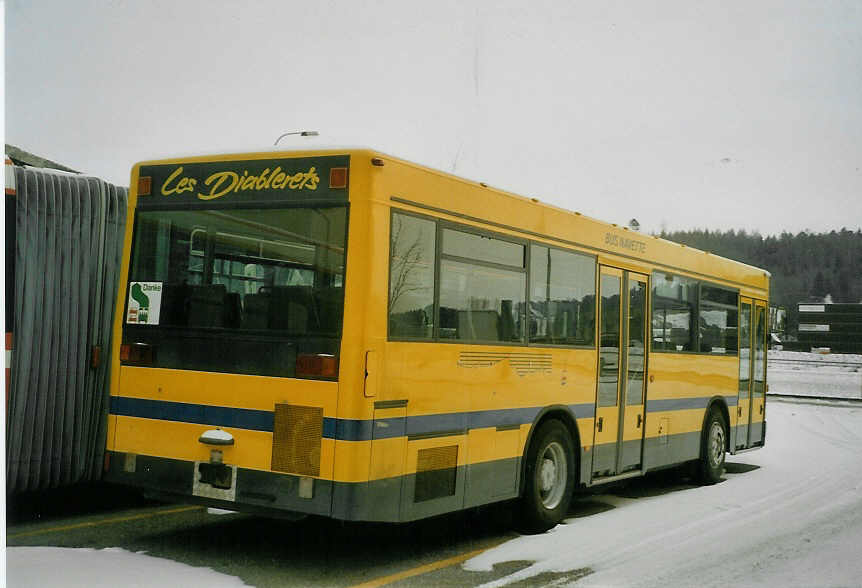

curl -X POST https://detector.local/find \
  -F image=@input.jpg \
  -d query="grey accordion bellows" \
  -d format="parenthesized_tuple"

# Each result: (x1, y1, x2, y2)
(7, 165, 128, 492)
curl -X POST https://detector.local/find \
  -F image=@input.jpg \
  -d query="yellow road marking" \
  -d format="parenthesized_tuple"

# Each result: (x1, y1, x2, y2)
(350, 542, 504, 588)
(8, 505, 203, 539)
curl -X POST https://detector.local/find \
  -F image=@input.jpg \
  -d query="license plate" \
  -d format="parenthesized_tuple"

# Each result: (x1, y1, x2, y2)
(192, 461, 237, 501)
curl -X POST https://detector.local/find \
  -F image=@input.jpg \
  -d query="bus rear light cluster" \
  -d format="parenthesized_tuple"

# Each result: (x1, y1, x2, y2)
(120, 343, 155, 365)
(295, 353, 337, 378)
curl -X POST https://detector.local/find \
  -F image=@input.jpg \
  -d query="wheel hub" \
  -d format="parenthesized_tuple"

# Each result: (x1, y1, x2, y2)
(709, 421, 725, 468)
(541, 458, 556, 491)
(538, 441, 567, 509)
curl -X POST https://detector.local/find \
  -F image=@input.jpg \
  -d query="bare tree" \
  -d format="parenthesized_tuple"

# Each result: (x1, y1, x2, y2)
(388, 215, 430, 312)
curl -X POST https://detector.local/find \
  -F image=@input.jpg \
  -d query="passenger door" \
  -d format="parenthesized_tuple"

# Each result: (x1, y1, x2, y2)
(750, 301, 767, 445)
(736, 298, 752, 449)
(592, 267, 648, 477)
(619, 273, 648, 472)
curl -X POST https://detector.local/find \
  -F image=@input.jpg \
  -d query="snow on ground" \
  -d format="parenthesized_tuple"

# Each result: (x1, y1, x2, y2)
(206, 507, 239, 515)
(466, 386, 862, 586)
(6, 546, 250, 587)
(769, 350, 862, 363)
(769, 350, 862, 400)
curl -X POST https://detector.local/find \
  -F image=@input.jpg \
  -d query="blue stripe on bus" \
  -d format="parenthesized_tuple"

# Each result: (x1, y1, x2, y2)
(112, 395, 733, 441)
(333, 418, 374, 441)
(646, 395, 738, 412)
(110, 396, 275, 431)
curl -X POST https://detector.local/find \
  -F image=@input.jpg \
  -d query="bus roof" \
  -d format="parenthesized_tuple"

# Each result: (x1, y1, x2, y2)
(131, 147, 770, 294)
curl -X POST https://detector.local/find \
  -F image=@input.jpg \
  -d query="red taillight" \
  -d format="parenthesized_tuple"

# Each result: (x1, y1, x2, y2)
(296, 354, 337, 378)
(120, 343, 154, 365)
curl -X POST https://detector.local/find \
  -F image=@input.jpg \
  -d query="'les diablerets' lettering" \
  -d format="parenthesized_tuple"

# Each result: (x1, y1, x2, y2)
(160, 166, 197, 195)
(160, 165, 320, 201)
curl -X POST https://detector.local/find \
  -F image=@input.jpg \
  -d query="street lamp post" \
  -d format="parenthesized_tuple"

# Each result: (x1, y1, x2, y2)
(273, 131, 319, 146)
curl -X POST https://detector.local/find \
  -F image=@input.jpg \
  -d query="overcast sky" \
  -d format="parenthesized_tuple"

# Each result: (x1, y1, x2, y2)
(6, 0, 861, 236)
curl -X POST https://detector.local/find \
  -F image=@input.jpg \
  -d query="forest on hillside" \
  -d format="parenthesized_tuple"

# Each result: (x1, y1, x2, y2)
(658, 228, 862, 334)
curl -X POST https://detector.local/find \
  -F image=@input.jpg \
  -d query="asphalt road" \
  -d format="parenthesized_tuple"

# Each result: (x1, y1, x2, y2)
(6, 469, 699, 587)
(12, 397, 858, 587)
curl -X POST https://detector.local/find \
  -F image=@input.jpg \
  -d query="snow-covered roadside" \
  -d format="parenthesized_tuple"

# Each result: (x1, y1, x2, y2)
(6, 546, 250, 587)
(769, 350, 862, 364)
(768, 350, 862, 400)
(465, 400, 862, 587)
(769, 369, 862, 399)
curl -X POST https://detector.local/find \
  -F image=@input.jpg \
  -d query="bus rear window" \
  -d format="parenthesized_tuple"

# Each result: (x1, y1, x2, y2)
(123, 206, 347, 378)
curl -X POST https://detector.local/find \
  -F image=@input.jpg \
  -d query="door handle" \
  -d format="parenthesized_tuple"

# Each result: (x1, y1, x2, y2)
(597, 417, 603, 432)
(760, 404, 764, 414)
(738, 406, 742, 417)
(637, 413, 642, 428)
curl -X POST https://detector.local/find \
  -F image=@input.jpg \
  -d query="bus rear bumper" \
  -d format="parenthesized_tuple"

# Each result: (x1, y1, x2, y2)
(103, 451, 407, 522)
(104, 451, 334, 519)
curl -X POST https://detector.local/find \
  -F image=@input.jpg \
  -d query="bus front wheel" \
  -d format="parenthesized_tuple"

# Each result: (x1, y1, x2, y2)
(696, 408, 727, 484)
(518, 420, 575, 534)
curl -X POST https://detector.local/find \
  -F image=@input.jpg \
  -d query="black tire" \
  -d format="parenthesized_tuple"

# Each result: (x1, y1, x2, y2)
(518, 420, 576, 534)
(696, 408, 727, 484)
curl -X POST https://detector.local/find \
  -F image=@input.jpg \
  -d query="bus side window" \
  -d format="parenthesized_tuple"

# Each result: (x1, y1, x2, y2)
(389, 213, 436, 339)
(652, 272, 697, 352)
(699, 285, 738, 355)
(529, 244, 595, 346)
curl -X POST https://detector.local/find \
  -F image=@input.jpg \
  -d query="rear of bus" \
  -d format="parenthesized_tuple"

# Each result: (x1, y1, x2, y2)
(105, 151, 356, 517)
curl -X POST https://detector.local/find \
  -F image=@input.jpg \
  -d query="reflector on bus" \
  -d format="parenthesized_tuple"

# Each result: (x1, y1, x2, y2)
(137, 176, 152, 196)
(295, 353, 337, 378)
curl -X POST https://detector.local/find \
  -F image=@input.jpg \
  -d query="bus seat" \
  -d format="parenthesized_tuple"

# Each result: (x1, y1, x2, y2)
(389, 309, 426, 337)
(499, 300, 515, 341)
(188, 284, 227, 327)
(670, 327, 690, 350)
(312, 287, 344, 333)
(160, 283, 192, 326)
(242, 293, 269, 329)
(459, 310, 499, 341)
(438, 307, 458, 338)
(287, 302, 308, 333)
(268, 286, 313, 333)
(224, 293, 242, 328)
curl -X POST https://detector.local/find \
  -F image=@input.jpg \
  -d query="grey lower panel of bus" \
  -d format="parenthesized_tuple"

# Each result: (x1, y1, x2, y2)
(731, 422, 766, 452)
(107, 444, 592, 523)
(590, 433, 700, 479)
(592, 422, 766, 482)
(7, 167, 128, 493)
(105, 424, 762, 523)
(642, 432, 701, 471)
(105, 451, 523, 523)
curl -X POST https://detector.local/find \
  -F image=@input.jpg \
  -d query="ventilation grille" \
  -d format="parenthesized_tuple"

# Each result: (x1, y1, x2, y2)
(458, 351, 552, 376)
(271, 404, 323, 477)
(414, 445, 458, 503)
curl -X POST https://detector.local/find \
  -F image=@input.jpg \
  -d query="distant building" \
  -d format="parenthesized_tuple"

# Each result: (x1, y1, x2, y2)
(769, 305, 786, 348)
(796, 302, 862, 353)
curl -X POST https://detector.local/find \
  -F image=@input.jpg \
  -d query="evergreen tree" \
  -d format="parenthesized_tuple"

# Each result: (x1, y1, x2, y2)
(656, 228, 862, 335)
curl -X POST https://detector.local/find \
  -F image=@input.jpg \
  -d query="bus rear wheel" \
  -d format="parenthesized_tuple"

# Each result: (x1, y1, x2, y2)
(696, 408, 727, 484)
(518, 420, 575, 534)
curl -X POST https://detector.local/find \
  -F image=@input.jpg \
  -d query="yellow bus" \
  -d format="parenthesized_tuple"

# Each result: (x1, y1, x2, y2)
(105, 148, 768, 532)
